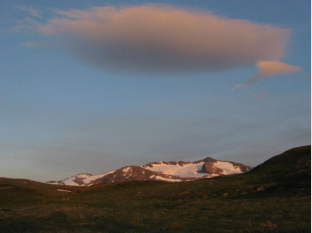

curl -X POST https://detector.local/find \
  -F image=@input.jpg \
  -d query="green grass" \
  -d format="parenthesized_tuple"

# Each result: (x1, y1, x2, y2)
(0, 146, 310, 232)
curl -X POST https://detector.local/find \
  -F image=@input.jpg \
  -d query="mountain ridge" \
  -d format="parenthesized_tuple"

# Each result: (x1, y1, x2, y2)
(47, 156, 252, 186)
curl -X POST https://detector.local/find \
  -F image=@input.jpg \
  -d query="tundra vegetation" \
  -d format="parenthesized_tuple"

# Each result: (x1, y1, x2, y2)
(0, 146, 310, 232)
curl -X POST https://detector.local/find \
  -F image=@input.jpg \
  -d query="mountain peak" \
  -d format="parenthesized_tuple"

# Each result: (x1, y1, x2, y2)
(202, 157, 219, 163)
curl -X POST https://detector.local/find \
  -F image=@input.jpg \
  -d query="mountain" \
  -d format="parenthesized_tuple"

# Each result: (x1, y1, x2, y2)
(47, 157, 252, 186)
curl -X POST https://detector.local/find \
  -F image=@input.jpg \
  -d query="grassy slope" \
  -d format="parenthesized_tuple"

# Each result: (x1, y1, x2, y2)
(0, 146, 310, 233)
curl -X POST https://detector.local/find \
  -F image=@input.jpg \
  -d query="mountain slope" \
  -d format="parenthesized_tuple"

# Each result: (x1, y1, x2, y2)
(47, 157, 252, 186)
(248, 145, 310, 181)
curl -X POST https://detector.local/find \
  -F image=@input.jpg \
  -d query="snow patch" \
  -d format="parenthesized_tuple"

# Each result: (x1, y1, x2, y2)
(123, 167, 132, 173)
(56, 189, 71, 192)
(213, 161, 242, 175)
(57, 170, 116, 186)
(149, 175, 183, 182)
(154, 176, 183, 182)
(84, 170, 115, 184)
(47, 181, 62, 185)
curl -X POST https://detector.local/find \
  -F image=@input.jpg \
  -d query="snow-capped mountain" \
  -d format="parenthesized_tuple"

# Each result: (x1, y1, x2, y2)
(47, 157, 252, 186)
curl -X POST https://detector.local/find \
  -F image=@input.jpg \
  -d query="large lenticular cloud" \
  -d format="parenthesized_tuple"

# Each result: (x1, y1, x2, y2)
(22, 4, 291, 74)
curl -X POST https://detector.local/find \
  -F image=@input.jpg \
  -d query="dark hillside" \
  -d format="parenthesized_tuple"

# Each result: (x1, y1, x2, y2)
(248, 145, 311, 180)
(245, 145, 311, 194)
(215, 145, 310, 200)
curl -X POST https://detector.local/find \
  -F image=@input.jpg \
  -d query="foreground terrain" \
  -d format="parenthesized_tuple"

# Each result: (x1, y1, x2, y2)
(0, 146, 310, 232)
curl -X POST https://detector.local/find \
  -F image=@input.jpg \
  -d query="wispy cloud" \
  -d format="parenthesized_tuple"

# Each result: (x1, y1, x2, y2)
(232, 84, 249, 90)
(15, 5, 42, 18)
(246, 60, 301, 85)
(233, 60, 302, 90)
(16, 4, 291, 75)
(22, 41, 40, 48)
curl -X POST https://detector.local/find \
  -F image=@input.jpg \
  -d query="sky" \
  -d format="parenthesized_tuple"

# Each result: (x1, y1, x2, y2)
(1, 0, 310, 182)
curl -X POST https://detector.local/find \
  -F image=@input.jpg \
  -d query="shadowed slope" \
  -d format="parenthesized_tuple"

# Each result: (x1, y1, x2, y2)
(248, 145, 311, 182)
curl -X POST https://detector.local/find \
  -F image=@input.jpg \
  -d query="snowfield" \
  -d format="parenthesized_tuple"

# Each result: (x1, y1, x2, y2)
(143, 162, 206, 177)
(141, 161, 243, 177)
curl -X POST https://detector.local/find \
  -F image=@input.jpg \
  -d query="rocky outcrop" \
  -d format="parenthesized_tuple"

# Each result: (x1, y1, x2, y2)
(199, 162, 224, 174)
(197, 157, 252, 174)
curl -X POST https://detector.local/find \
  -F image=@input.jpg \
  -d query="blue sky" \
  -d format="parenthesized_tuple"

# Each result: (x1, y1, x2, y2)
(1, 0, 310, 182)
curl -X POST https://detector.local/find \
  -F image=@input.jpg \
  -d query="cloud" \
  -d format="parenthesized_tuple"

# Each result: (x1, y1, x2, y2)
(232, 84, 249, 90)
(22, 41, 41, 48)
(249, 92, 268, 99)
(15, 5, 42, 18)
(246, 60, 301, 84)
(17, 4, 291, 74)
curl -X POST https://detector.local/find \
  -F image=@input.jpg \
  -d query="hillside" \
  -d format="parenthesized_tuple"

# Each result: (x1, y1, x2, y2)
(0, 146, 310, 232)
(242, 145, 311, 195)
(249, 145, 310, 181)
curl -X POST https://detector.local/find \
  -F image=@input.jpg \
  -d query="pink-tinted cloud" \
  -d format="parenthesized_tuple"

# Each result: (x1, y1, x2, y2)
(246, 60, 302, 84)
(15, 5, 42, 18)
(18, 4, 291, 74)
(232, 84, 249, 90)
